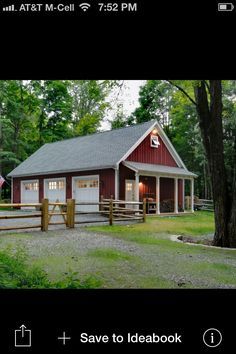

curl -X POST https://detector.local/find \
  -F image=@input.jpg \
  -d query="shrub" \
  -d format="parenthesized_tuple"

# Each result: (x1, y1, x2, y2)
(0, 248, 101, 289)
(0, 248, 51, 288)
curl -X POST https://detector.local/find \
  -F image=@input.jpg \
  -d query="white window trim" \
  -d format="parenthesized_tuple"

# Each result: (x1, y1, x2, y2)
(20, 179, 39, 203)
(72, 175, 99, 199)
(150, 134, 160, 148)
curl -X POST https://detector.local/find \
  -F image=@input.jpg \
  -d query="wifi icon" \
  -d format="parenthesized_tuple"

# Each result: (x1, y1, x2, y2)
(79, 3, 91, 11)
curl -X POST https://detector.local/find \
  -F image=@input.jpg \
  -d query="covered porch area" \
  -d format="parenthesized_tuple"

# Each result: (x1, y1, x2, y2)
(121, 161, 197, 214)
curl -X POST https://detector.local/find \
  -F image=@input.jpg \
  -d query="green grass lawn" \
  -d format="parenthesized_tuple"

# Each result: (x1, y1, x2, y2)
(1, 211, 236, 289)
(89, 211, 215, 238)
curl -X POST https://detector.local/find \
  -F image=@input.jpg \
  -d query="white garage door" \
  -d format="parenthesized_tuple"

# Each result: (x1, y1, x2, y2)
(21, 180, 39, 206)
(44, 178, 66, 204)
(72, 175, 99, 212)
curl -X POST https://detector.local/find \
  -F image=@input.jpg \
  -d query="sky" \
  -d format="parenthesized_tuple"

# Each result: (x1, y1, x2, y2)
(102, 80, 146, 130)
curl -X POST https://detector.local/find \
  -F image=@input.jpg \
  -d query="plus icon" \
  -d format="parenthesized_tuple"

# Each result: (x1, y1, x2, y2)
(57, 331, 71, 345)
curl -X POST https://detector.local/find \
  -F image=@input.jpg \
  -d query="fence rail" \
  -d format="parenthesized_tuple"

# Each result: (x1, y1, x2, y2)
(194, 199, 214, 211)
(0, 198, 145, 232)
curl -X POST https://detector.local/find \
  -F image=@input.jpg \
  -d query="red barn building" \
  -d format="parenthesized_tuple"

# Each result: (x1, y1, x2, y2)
(8, 120, 197, 213)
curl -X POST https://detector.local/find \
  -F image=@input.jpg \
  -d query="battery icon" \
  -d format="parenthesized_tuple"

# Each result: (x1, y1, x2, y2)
(218, 3, 234, 11)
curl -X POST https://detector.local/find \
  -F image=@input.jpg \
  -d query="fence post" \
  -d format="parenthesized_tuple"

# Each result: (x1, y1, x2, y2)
(185, 196, 190, 210)
(67, 199, 75, 228)
(143, 198, 146, 223)
(109, 199, 113, 226)
(66, 199, 71, 227)
(41, 198, 49, 231)
(100, 195, 104, 212)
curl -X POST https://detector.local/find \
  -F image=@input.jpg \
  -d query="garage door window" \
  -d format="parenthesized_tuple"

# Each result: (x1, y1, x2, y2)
(24, 182, 39, 191)
(77, 179, 98, 188)
(48, 180, 65, 190)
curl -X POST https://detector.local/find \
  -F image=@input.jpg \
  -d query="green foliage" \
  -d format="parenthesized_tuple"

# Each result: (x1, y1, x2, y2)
(0, 247, 50, 288)
(110, 104, 127, 129)
(69, 80, 114, 135)
(0, 80, 120, 199)
(130, 80, 175, 127)
(0, 247, 101, 289)
(74, 114, 101, 136)
(54, 273, 102, 289)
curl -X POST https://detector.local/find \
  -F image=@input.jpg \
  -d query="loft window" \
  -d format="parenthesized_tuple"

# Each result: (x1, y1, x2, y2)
(150, 135, 160, 148)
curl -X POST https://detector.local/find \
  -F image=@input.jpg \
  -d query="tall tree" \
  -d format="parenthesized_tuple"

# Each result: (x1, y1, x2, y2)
(130, 80, 175, 132)
(169, 80, 236, 247)
(69, 80, 116, 135)
(110, 104, 127, 129)
(30, 80, 72, 146)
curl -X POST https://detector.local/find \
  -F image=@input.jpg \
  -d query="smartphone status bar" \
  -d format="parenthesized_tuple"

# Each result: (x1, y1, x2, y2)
(1, 1, 235, 16)
(0, 1, 140, 15)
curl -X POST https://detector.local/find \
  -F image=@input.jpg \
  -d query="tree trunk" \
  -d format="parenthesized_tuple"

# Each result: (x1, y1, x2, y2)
(194, 81, 231, 247)
(0, 117, 3, 200)
(203, 161, 208, 199)
(228, 133, 236, 246)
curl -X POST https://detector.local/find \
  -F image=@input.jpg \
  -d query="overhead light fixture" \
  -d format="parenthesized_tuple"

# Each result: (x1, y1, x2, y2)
(152, 128, 158, 135)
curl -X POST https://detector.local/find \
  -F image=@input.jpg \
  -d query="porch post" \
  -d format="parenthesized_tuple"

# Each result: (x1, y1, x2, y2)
(156, 176, 160, 214)
(115, 168, 119, 200)
(190, 178, 194, 212)
(182, 179, 185, 211)
(135, 172, 139, 208)
(174, 177, 178, 214)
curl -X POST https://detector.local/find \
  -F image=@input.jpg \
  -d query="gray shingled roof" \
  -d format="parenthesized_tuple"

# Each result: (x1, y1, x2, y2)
(8, 120, 156, 177)
(123, 161, 197, 177)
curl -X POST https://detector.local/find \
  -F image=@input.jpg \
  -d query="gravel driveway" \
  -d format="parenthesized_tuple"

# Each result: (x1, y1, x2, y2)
(1, 224, 236, 288)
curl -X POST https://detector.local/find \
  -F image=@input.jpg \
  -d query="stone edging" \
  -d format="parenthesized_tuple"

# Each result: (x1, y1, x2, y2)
(170, 235, 236, 251)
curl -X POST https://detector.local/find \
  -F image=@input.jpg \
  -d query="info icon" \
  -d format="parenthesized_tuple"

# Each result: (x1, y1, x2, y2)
(203, 328, 222, 348)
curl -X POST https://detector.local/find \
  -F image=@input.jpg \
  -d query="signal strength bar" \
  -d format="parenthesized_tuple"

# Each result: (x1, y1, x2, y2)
(3, 4, 15, 11)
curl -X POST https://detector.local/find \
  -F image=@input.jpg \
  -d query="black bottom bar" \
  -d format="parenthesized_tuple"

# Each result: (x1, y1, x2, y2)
(0, 289, 234, 353)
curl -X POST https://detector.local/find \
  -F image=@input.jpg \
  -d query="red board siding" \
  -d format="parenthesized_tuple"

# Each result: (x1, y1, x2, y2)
(139, 176, 156, 201)
(178, 179, 183, 207)
(160, 178, 174, 201)
(12, 178, 21, 204)
(13, 169, 115, 203)
(160, 177, 183, 207)
(126, 133, 177, 167)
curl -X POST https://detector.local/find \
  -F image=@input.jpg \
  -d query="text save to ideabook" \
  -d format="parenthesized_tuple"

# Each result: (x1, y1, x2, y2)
(80, 332, 183, 344)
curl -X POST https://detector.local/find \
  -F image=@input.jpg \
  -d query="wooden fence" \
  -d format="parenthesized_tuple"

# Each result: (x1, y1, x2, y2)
(194, 199, 214, 211)
(0, 198, 145, 232)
